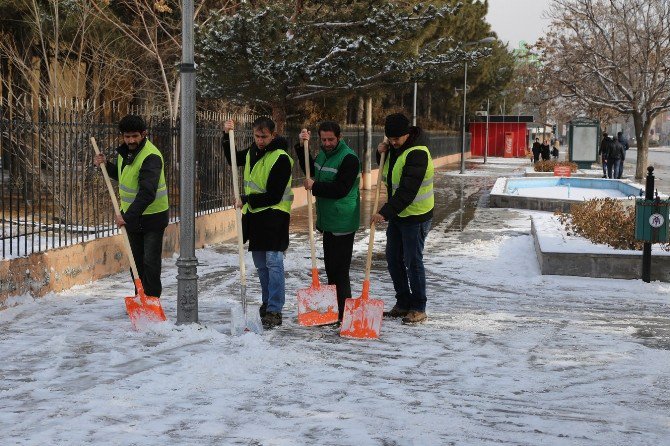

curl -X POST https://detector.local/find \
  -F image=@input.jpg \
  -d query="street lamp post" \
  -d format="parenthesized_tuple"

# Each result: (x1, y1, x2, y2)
(460, 61, 468, 174)
(412, 82, 418, 126)
(484, 98, 490, 164)
(459, 37, 495, 175)
(176, 0, 198, 324)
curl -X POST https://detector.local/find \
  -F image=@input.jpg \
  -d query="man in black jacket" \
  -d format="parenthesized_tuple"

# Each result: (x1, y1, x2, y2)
(617, 131, 629, 178)
(223, 117, 293, 329)
(531, 138, 541, 163)
(599, 133, 611, 178)
(93, 115, 169, 298)
(371, 113, 434, 324)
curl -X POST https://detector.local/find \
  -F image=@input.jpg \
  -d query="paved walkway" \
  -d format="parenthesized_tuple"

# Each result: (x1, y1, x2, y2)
(1, 159, 668, 445)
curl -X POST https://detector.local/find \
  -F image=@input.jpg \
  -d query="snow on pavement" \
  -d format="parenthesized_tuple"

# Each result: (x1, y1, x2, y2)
(1, 173, 669, 445)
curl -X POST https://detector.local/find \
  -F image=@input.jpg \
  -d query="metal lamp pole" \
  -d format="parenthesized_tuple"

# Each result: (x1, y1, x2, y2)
(484, 98, 490, 164)
(412, 82, 418, 126)
(176, 0, 198, 324)
(460, 61, 468, 174)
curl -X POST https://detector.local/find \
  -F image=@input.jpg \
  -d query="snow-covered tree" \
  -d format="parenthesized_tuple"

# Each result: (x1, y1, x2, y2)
(541, 0, 670, 179)
(197, 1, 490, 128)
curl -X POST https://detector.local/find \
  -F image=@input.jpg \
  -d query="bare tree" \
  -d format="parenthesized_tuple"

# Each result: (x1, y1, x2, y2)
(541, 0, 670, 179)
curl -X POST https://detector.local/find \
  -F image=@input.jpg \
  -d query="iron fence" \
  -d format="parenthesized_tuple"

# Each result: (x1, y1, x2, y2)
(1, 99, 467, 259)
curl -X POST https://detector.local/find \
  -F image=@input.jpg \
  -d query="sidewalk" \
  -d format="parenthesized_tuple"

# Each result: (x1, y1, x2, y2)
(1, 160, 668, 445)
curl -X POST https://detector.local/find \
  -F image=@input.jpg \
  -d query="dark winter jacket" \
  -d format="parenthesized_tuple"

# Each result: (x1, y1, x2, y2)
(375, 127, 433, 223)
(531, 141, 541, 155)
(540, 143, 551, 160)
(609, 140, 625, 160)
(105, 138, 169, 233)
(599, 137, 616, 159)
(617, 135, 629, 160)
(223, 134, 292, 252)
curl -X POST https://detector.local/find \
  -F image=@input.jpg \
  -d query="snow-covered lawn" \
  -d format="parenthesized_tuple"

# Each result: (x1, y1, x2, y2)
(1, 203, 668, 445)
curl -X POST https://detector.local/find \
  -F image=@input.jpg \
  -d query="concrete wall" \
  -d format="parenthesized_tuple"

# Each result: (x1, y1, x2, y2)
(1, 152, 465, 303)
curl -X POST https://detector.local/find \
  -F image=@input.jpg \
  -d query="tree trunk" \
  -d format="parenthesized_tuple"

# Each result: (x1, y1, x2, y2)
(356, 96, 364, 124)
(633, 111, 651, 180)
(272, 103, 287, 134)
(426, 90, 432, 120)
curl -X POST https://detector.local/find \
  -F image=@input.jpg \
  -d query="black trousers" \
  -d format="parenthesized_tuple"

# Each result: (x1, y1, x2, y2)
(127, 229, 165, 297)
(322, 231, 355, 319)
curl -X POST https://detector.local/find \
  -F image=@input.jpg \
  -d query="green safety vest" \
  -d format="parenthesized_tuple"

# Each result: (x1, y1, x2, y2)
(313, 140, 360, 233)
(118, 139, 168, 214)
(382, 145, 434, 217)
(243, 148, 294, 214)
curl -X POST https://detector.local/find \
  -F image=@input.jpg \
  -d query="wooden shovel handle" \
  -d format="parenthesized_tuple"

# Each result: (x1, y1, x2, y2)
(228, 130, 246, 287)
(90, 137, 140, 282)
(364, 150, 387, 281)
(304, 139, 317, 270)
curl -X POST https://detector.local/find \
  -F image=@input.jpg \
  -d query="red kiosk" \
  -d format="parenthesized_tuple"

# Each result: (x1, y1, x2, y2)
(469, 115, 534, 158)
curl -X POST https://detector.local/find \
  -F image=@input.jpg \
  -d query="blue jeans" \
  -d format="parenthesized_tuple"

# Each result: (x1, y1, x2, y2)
(607, 158, 621, 179)
(385, 218, 432, 312)
(251, 251, 285, 313)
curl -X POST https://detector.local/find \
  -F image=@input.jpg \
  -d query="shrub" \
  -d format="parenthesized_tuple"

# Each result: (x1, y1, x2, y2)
(534, 160, 579, 172)
(556, 198, 670, 251)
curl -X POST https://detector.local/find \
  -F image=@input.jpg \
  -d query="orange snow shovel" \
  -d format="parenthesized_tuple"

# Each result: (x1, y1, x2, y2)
(228, 129, 263, 335)
(90, 137, 167, 329)
(340, 151, 386, 339)
(296, 139, 339, 326)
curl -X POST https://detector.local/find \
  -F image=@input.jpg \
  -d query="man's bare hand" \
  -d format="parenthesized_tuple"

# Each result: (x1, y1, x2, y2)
(370, 213, 385, 226)
(93, 154, 106, 167)
(299, 129, 311, 143)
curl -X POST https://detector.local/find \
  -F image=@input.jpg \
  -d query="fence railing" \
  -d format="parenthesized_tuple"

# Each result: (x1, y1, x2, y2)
(1, 99, 467, 259)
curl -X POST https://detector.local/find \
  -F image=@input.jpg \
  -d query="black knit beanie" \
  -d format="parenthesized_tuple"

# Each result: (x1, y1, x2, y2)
(384, 113, 410, 137)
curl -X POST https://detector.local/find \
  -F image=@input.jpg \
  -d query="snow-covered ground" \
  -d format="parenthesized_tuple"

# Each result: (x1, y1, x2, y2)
(1, 164, 669, 445)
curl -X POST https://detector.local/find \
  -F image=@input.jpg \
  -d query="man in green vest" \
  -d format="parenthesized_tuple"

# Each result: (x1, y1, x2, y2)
(93, 114, 169, 298)
(224, 117, 293, 329)
(296, 121, 361, 321)
(371, 113, 434, 324)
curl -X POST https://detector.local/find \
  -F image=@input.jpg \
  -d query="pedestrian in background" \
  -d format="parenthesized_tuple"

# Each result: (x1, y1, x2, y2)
(617, 131, 629, 178)
(599, 133, 610, 178)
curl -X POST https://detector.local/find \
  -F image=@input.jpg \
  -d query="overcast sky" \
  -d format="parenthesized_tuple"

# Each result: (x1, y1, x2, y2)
(486, 0, 553, 49)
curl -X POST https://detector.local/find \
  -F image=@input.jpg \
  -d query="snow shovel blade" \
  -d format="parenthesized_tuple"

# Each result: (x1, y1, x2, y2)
(297, 269, 339, 326)
(230, 285, 263, 336)
(124, 279, 167, 330)
(340, 280, 384, 339)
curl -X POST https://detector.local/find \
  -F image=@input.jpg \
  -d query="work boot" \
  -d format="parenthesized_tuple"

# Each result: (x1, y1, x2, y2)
(383, 305, 410, 318)
(259, 303, 267, 318)
(401, 310, 427, 324)
(262, 312, 282, 329)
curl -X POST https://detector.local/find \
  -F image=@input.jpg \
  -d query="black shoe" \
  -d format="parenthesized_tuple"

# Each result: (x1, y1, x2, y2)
(401, 310, 427, 324)
(383, 305, 410, 318)
(259, 303, 267, 318)
(262, 312, 282, 329)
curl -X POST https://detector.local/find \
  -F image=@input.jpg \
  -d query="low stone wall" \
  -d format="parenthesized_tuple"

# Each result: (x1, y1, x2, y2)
(531, 218, 670, 281)
(1, 152, 465, 302)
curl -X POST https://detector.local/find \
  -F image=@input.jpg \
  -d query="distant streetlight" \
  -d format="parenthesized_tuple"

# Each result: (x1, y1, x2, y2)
(460, 37, 496, 174)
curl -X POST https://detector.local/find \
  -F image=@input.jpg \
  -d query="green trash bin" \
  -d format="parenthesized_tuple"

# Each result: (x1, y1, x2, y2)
(635, 199, 669, 243)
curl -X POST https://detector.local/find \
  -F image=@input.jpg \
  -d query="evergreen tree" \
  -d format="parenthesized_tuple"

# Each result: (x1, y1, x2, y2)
(197, 1, 487, 128)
